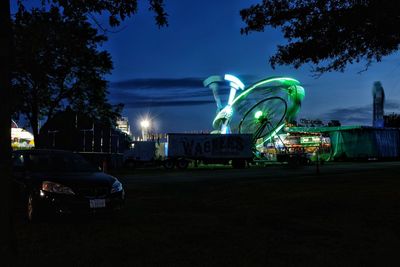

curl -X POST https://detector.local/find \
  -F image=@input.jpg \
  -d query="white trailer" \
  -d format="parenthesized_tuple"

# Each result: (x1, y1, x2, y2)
(123, 134, 254, 169)
(164, 133, 253, 169)
(123, 141, 164, 168)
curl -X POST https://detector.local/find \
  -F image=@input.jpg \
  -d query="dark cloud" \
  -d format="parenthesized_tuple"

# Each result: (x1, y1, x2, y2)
(109, 90, 225, 111)
(123, 100, 215, 108)
(110, 78, 205, 90)
(112, 91, 179, 101)
(320, 99, 400, 125)
(321, 105, 372, 125)
(109, 77, 233, 109)
(111, 88, 221, 100)
(109, 77, 231, 108)
(385, 100, 400, 110)
(109, 75, 262, 91)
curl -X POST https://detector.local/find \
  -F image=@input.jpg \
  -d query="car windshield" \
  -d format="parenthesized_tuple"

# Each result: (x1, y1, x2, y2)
(19, 151, 98, 172)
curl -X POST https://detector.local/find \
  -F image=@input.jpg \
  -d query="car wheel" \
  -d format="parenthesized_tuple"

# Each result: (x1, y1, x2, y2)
(176, 159, 189, 170)
(163, 159, 175, 170)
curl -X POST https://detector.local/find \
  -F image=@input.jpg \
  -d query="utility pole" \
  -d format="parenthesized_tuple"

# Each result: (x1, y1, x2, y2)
(109, 129, 112, 153)
(100, 129, 103, 152)
(80, 127, 94, 152)
(48, 130, 59, 148)
(316, 136, 322, 175)
(92, 123, 95, 152)
(110, 129, 119, 153)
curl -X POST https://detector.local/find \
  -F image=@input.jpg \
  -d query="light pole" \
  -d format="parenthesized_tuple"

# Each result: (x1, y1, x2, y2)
(48, 130, 59, 148)
(80, 124, 94, 152)
(140, 119, 150, 141)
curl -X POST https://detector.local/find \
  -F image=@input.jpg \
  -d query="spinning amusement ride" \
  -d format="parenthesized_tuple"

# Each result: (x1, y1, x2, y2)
(204, 74, 305, 147)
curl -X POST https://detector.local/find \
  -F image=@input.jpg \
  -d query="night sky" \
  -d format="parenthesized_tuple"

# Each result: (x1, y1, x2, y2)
(14, 0, 400, 135)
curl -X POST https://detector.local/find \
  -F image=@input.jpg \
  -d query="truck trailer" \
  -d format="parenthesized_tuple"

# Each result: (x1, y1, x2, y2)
(123, 133, 254, 169)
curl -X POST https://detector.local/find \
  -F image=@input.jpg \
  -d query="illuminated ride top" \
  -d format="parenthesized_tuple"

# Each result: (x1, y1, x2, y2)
(203, 75, 305, 148)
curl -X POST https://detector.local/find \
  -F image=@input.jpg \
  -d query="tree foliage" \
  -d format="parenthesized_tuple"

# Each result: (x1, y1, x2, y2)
(384, 113, 400, 128)
(12, 0, 168, 141)
(240, 0, 400, 73)
(1, 0, 168, 257)
(41, 0, 168, 27)
(12, 7, 117, 141)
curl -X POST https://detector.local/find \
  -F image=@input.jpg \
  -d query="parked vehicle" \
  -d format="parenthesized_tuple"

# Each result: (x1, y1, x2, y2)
(12, 149, 125, 222)
(123, 141, 163, 168)
(123, 134, 254, 169)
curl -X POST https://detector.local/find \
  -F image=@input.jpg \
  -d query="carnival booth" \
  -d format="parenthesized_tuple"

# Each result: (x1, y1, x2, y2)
(285, 126, 400, 161)
(11, 120, 35, 149)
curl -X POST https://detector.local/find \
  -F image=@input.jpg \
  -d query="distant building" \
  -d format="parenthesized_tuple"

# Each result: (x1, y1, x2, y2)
(132, 133, 168, 142)
(37, 109, 131, 153)
(372, 81, 385, 128)
(116, 117, 131, 136)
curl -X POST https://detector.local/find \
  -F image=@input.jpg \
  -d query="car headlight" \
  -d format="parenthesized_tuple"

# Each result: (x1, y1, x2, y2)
(42, 181, 75, 195)
(111, 180, 123, 194)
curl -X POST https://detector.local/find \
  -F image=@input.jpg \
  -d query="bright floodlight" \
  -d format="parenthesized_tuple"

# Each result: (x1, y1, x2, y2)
(140, 119, 150, 128)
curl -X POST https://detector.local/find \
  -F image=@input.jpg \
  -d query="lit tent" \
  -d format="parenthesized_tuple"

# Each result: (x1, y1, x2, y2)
(286, 126, 400, 160)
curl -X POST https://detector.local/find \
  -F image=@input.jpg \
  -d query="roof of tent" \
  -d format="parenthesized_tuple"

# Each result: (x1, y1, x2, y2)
(284, 125, 396, 133)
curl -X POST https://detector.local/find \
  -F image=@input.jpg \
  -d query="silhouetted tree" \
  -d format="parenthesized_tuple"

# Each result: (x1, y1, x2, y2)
(0, 0, 167, 259)
(328, 120, 341, 127)
(384, 113, 400, 128)
(13, 7, 119, 144)
(241, 0, 400, 74)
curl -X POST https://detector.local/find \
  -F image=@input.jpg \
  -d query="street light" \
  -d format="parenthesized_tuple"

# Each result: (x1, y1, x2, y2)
(140, 119, 150, 141)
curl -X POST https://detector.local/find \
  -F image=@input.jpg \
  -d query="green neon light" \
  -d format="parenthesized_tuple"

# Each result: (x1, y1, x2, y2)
(232, 77, 300, 106)
(210, 75, 304, 149)
(214, 77, 300, 127)
(292, 85, 305, 99)
(254, 111, 263, 119)
(256, 123, 285, 148)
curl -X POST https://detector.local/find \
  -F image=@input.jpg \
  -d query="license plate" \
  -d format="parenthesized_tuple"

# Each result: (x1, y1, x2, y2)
(89, 199, 106, 209)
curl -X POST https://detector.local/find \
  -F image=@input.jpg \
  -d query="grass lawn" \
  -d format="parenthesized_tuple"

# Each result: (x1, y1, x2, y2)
(13, 164, 400, 266)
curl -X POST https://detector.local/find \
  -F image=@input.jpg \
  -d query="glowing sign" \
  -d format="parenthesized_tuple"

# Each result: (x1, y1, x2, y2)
(300, 136, 321, 145)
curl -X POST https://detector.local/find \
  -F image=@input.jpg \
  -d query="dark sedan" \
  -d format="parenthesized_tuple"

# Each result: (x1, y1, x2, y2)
(12, 149, 125, 222)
